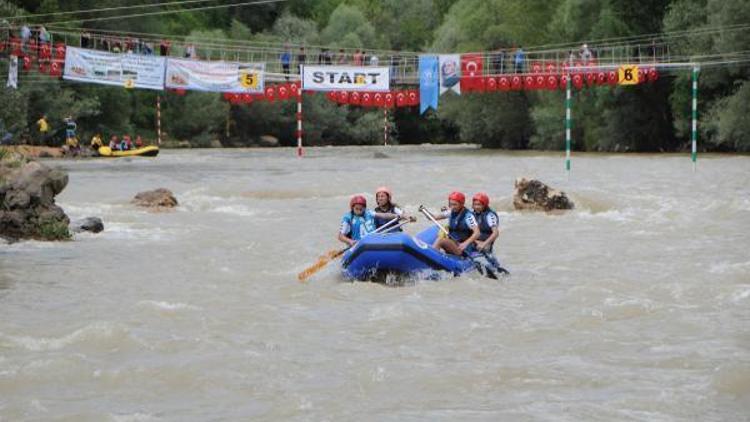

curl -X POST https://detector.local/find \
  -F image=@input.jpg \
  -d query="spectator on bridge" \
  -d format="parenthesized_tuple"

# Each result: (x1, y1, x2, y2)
(280, 45, 291, 80)
(353, 49, 364, 66)
(20, 24, 31, 52)
(160, 39, 171, 56)
(324, 48, 333, 65)
(369, 53, 379, 66)
(490, 48, 505, 74)
(513, 46, 525, 73)
(579, 43, 592, 64)
(297, 47, 306, 73)
(337, 49, 348, 64)
(38, 25, 49, 45)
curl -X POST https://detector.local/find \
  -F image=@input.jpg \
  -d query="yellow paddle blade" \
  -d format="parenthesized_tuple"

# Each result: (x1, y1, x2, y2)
(298, 248, 346, 282)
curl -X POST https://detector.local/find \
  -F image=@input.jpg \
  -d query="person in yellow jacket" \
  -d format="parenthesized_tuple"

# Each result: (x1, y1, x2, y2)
(36, 115, 49, 144)
(90, 133, 103, 150)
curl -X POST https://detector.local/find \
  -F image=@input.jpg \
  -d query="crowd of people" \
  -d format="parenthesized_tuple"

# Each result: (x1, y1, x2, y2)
(339, 187, 500, 257)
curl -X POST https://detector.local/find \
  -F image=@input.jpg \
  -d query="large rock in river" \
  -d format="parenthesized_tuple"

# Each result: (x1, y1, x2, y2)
(513, 177, 574, 211)
(70, 216, 104, 234)
(0, 161, 71, 240)
(132, 188, 178, 208)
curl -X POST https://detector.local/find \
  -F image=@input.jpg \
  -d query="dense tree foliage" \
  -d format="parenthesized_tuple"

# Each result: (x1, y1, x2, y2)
(1, 0, 748, 151)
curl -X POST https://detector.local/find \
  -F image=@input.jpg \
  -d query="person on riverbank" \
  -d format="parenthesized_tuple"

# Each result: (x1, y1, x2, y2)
(471, 192, 499, 252)
(432, 191, 480, 256)
(36, 115, 49, 144)
(338, 195, 401, 247)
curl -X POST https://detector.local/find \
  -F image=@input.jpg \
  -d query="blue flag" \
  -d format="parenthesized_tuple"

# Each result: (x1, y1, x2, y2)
(419, 55, 439, 114)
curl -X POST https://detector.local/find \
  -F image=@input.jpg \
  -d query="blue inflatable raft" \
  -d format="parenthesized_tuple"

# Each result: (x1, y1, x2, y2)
(341, 226, 498, 281)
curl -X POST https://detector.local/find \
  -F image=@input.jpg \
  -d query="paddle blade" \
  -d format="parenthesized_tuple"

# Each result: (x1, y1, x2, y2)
(298, 248, 346, 282)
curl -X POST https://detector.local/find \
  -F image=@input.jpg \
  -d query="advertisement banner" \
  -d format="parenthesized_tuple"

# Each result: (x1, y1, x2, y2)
(439, 54, 461, 95)
(419, 55, 439, 114)
(301, 65, 390, 92)
(63, 47, 165, 90)
(165, 58, 265, 93)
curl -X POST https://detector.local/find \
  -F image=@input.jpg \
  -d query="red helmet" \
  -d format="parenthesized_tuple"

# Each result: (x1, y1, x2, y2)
(448, 191, 465, 204)
(375, 186, 392, 199)
(472, 192, 490, 207)
(350, 195, 367, 208)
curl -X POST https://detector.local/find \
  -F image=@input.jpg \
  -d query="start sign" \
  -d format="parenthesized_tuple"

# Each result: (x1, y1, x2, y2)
(618, 65, 639, 85)
(302, 65, 390, 92)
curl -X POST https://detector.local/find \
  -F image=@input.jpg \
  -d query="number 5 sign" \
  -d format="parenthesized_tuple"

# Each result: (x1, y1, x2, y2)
(618, 65, 639, 85)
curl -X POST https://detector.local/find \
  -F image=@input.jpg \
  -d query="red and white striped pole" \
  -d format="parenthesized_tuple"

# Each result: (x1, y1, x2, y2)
(296, 89, 303, 157)
(156, 94, 162, 145)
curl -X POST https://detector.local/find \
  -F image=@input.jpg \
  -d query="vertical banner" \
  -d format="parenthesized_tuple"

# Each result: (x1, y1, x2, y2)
(439, 54, 461, 95)
(6, 56, 18, 89)
(419, 55, 439, 114)
(460, 53, 484, 92)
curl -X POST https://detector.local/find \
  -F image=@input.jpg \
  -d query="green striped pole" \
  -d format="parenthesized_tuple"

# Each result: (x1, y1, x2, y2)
(565, 75, 572, 178)
(691, 67, 699, 172)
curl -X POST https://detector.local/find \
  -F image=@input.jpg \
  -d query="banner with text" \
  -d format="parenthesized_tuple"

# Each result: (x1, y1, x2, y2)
(63, 47, 166, 90)
(301, 65, 390, 92)
(165, 59, 265, 93)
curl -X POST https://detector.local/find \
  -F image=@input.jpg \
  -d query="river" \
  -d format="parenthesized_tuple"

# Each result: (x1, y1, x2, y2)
(1, 146, 749, 421)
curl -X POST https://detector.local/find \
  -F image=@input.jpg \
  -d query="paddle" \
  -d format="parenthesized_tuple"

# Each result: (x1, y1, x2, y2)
(297, 217, 403, 282)
(418, 205, 500, 280)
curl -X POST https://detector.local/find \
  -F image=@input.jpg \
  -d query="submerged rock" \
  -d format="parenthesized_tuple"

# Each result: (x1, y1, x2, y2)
(373, 151, 390, 159)
(132, 188, 178, 208)
(70, 217, 104, 234)
(0, 161, 71, 240)
(513, 177, 574, 211)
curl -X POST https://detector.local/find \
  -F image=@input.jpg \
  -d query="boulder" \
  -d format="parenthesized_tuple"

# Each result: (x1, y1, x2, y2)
(513, 177, 574, 211)
(70, 216, 104, 234)
(373, 151, 390, 159)
(258, 135, 279, 147)
(132, 188, 178, 208)
(0, 161, 71, 240)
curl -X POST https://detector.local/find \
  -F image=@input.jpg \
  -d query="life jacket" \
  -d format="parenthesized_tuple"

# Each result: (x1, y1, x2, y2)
(342, 210, 376, 241)
(373, 204, 402, 231)
(449, 207, 473, 243)
(475, 208, 498, 242)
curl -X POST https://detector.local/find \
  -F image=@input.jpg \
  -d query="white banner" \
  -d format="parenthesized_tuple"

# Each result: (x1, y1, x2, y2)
(439, 54, 461, 95)
(165, 58, 264, 93)
(63, 47, 166, 90)
(6, 56, 18, 89)
(301, 65, 390, 92)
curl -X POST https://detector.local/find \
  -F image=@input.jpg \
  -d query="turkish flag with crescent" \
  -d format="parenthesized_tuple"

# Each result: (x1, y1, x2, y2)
(460, 53, 483, 92)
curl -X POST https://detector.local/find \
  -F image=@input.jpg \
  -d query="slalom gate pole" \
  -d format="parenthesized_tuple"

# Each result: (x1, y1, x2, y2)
(565, 74, 572, 179)
(296, 89, 303, 157)
(691, 66, 699, 172)
(156, 94, 162, 146)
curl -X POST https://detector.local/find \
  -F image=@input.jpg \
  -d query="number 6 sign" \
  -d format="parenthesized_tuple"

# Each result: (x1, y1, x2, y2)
(618, 65, 639, 85)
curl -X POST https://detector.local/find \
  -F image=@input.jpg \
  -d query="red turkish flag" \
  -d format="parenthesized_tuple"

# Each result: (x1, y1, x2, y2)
(264, 86, 276, 102)
(585, 73, 596, 87)
(54, 42, 66, 60)
(349, 91, 361, 105)
(546, 75, 558, 90)
(559, 74, 569, 90)
(326, 91, 338, 103)
(531, 62, 543, 73)
(572, 74, 584, 89)
(523, 75, 535, 90)
(460, 53, 483, 92)
(511, 75, 522, 90)
(546, 63, 557, 74)
(384, 92, 395, 108)
(277, 84, 290, 100)
(22, 56, 32, 71)
(39, 43, 51, 59)
(50, 60, 63, 77)
(407, 90, 419, 106)
(607, 70, 618, 86)
(289, 82, 300, 97)
(361, 92, 373, 107)
(498, 76, 510, 91)
(338, 91, 350, 104)
(486, 77, 498, 91)
(10, 38, 22, 56)
(638, 68, 648, 84)
(373, 92, 385, 107)
(241, 93, 253, 104)
(648, 67, 659, 82)
(535, 75, 546, 89)
(38, 62, 49, 74)
(396, 91, 407, 107)
(596, 72, 607, 85)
